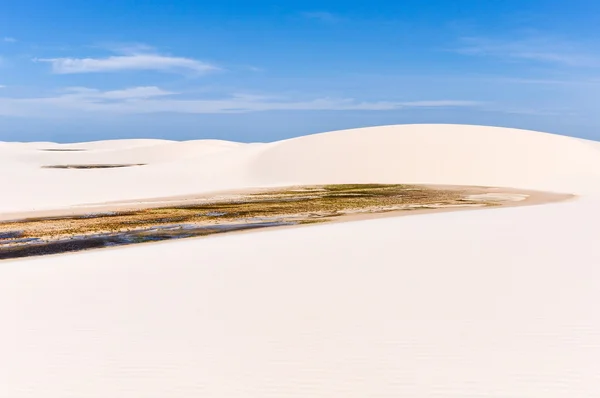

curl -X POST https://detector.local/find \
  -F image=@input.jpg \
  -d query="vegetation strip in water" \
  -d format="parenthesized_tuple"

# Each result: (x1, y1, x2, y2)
(0, 184, 501, 260)
(42, 164, 146, 169)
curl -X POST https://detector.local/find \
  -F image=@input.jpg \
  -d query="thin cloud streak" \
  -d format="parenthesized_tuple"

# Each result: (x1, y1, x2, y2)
(0, 86, 480, 117)
(37, 53, 219, 74)
(455, 36, 600, 67)
(61, 86, 175, 99)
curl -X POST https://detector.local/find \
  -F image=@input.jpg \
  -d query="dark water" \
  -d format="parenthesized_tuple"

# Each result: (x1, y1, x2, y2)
(39, 149, 86, 152)
(0, 231, 23, 239)
(42, 164, 146, 169)
(0, 221, 295, 260)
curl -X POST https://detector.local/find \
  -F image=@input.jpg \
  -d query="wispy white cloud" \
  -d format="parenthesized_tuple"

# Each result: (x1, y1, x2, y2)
(455, 36, 600, 67)
(0, 86, 479, 117)
(301, 11, 342, 23)
(102, 42, 157, 54)
(37, 53, 218, 74)
(399, 100, 479, 107)
(483, 76, 600, 86)
(493, 108, 571, 117)
(2, 37, 16, 43)
(61, 86, 174, 99)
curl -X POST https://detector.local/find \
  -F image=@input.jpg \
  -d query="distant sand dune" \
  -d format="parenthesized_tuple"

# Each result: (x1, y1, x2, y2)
(1, 124, 600, 213)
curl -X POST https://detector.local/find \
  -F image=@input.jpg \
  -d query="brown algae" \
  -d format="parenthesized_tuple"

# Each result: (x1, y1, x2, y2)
(0, 184, 505, 260)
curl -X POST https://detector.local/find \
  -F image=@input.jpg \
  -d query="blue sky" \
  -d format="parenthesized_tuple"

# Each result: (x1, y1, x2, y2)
(1, 0, 600, 142)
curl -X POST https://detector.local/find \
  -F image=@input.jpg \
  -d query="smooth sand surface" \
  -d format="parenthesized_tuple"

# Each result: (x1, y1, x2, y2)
(1, 124, 600, 397)
(2, 123, 600, 213)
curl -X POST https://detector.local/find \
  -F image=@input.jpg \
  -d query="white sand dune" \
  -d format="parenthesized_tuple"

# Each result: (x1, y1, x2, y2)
(48, 138, 174, 150)
(1, 124, 600, 397)
(248, 124, 600, 193)
(2, 124, 600, 212)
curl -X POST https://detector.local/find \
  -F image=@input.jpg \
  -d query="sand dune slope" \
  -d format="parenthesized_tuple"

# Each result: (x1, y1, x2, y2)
(248, 124, 600, 192)
(1, 124, 600, 397)
(1, 198, 599, 397)
(2, 124, 600, 212)
(0, 139, 259, 211)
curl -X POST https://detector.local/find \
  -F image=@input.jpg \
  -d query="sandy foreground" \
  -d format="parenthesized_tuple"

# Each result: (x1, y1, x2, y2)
(1, 124, 600, 397)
